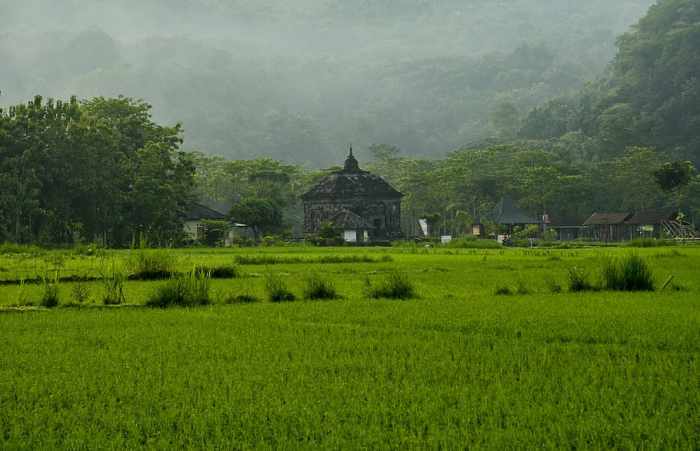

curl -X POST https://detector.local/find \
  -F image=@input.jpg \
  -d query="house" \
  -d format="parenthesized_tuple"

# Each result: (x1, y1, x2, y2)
(546, 215, 585, 241)
(492, 197, 540, 233)
(624, 209, 678, 239)
(301, 148, 403, 243)
(582, 212, 632, 242)
(582, 209, 691, 241)
(183, 203, 228, 242)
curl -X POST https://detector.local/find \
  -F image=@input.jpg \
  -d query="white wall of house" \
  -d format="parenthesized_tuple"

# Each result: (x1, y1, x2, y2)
(183, 220, 203, 241)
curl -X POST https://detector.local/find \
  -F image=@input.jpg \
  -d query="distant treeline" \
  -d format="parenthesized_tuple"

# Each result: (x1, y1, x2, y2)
(1, 94, 697, 246)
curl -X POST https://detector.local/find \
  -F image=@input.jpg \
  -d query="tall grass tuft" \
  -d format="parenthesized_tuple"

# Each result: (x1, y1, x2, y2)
(128, 249, 175, 280)
(265, 273, 296, 302)
(601, 254, 655, 291)
(40, 272, 60, 308)
(303, 273, 339, 300)
(101, 263, 126, 305)
(146, 270, 211, 308)
(365, 271, 416, 300)
(194, 264, 239, 279)
(567, 267, 595, 292)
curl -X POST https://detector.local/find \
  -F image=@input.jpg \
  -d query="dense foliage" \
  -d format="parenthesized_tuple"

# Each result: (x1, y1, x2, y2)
(0, 96, 194, 246)
(521, 0, 700, 164)
(364, 143, 700, 232)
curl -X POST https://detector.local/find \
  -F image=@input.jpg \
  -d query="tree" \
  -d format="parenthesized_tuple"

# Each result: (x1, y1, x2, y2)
(654, 160, 696, 209)
(654, 161, 696, 194)
(0, 95, 194, 246)
(229, 198, 283, 240)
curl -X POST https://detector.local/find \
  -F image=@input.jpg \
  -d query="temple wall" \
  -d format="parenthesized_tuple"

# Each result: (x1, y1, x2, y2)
(303, 198, 402, 239)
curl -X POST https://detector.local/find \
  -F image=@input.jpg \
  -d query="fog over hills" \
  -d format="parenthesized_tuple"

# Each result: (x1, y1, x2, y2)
(1, 0, 655, 165)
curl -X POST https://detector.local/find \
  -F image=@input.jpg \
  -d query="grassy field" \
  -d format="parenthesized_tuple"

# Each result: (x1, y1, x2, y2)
(0, 245, 698, 448)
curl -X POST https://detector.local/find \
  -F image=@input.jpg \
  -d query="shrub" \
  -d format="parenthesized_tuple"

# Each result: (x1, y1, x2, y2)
(601, 254, 655, 291)
(194, 264, 239, 279)
(128, 250, 175, 280)
(513, 225, 540, 240)
(146, 271, 211, 308)
(265, 273, 296, 302)
(16, 278, 32, 306)
(40, 273, 60, 308)
(494, 285, 513, 296)
(303, 273, 339, 300)
(568, 267, 595, 292)
(102, 263, 127, 305)
(366, 271, 416, 300)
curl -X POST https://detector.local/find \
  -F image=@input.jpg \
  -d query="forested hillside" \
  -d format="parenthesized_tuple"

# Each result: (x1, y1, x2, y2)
(0, 0, 653, 164)
(521, 0, 700, 163)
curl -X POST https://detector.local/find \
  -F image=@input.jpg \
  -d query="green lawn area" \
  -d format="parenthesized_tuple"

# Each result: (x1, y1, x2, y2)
(0, 246, 698, 448)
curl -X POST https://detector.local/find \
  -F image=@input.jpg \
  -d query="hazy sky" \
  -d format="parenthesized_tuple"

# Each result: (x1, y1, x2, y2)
(1, 0, 656, 163)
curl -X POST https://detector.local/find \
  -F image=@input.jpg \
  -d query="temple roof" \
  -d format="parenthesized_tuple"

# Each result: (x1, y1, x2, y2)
(302, 148, 403, 201)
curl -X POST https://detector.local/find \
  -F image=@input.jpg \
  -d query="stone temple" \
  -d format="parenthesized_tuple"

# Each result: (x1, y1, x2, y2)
(302, 149, 403, 243)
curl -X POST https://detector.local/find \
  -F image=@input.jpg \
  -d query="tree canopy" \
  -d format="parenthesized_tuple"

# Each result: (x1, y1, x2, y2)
(0, 96, 194, 246)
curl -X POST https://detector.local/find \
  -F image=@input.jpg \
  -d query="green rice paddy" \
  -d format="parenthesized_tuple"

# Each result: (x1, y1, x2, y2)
(0, 246, 698, 448)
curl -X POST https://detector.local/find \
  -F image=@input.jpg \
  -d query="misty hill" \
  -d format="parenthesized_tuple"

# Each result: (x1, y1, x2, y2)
(521, 0, 700, 164)
(1, 0, 654, 164)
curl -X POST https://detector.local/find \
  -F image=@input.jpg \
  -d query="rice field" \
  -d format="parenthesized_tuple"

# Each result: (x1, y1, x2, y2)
(0, 245, 698, 448)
